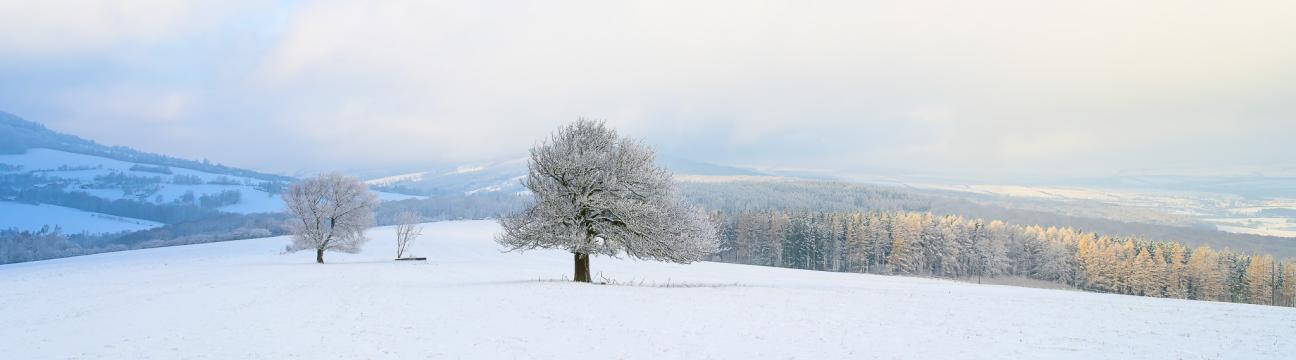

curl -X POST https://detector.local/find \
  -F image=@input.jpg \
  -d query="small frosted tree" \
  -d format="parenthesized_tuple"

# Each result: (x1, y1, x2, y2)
(394, 211, 423, 259)
(497, 119, 719, 282)
(283, 172, 379, 263)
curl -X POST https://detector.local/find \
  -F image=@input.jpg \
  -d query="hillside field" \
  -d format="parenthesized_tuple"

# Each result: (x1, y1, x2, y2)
(1, 221, 1292, 359)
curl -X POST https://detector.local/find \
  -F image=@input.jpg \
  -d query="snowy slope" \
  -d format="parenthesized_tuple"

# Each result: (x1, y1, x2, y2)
(0, 201, 162, 233)
(0, 148, 422, 231)
(1, 221, 1292, 359)
(365, 158, 531, 196)
(0, 148, 286, 213)
(364, 157, 770, 196)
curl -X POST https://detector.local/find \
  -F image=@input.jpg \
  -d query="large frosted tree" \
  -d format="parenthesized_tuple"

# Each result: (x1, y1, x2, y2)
(283, 172, 379, 263)
(497, 119, 719, 282)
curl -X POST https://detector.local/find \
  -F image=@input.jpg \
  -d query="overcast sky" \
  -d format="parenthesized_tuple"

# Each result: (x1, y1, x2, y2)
(2, 1, 1293, 178)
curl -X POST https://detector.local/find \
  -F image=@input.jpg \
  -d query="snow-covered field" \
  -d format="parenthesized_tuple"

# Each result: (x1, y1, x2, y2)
(1, 221, 1293, 359)
(0, 148, 426, 233)
(0, 148, 290, 214)
(0, 201, 162, 233)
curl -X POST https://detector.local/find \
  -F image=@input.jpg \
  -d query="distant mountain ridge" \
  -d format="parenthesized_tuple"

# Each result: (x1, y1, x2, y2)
(364, 154, 770, 197)
(0, 111, 293, 182)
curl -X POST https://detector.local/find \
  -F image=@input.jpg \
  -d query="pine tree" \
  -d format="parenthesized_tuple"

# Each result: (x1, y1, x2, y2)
(1280, 261, 1296, 307)
(1075, 235, 1102, 290)
(1186, 246, 1224, 301)
(1245, 255, 1275, 305)
(1115, 239, 1137, 294)
(1225, 253, 1251, 303)
(1164, 244, 1189, 299)
(769, 212, 788, 267)
(866, 212, 890, 273)
(1132, 248, 1155, 296)
(886, 213, 921, 274)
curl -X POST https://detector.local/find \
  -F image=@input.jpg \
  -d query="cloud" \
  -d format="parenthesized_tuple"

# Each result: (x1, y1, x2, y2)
(0, 1, 259, 57)
(1, 0, 1294, 177)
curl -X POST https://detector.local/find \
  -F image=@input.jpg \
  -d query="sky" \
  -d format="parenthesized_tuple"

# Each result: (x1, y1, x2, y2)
(1, 0, 1294, 179)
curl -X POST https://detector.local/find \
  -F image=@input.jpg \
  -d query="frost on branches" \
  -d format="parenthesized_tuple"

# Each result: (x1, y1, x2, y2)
(497, 119, 719, 282)
(283, 172, 379, 263)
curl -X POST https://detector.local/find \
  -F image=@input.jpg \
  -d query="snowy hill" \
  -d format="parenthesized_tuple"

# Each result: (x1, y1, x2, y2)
(2, 220, 1292, 359)
(0, 148, 289, 213)
(0, 201, 161, 234)
(0, 112, 422, 233)
(365, 158, 531, 196)
(0, 111, 292, 183)
(365, 156, 769, 197)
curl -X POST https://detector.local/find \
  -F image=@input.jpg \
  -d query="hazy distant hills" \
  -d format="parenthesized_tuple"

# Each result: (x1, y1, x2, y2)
(4, 109, 1292, 264)
(364, 158, 530, 196)
(1060, 174, 1296, 199)
(0, 111, 293, 182)
(362, 154, 771, 197)
(0, 111, 424, 235)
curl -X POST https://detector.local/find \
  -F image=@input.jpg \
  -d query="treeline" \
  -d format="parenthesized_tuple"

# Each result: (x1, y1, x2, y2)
(680, 180, 1296, 259)
(0, 191, 522, 265)
(1, 171, 265, 223)
(1, 183, 223, 224)
(374, 193, 526, 225)
(0, 213, 291, 265)
(0, 227, 122, 264)
(711, 210, 1296, 307)
(111, 213, 290, 249)
(91, 172, 164, 196)
(193, 190, 242, 209)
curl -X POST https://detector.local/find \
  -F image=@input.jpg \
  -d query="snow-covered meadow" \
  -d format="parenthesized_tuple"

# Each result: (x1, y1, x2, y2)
(0, 201, 162, 234)
(0, 148, 423, 234)
(1, 220, 1292, 359)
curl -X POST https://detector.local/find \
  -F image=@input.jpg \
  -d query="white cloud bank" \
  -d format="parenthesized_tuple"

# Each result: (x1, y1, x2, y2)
(1, 0, 1293, 177)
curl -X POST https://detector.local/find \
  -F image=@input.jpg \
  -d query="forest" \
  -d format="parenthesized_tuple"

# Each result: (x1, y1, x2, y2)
(0, 193, 522, 265)
(0, 213, 289, 264)
(709, 209, 1296, 307)
(680, 180, 1296, 258)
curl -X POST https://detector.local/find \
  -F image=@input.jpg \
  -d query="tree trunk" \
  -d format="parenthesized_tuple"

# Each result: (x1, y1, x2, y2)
(316, 248, 325, 264)
(574, 252, 591, 283)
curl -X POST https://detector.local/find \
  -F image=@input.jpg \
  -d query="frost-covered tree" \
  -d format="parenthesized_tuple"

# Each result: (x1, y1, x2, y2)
(283, 172, 379, 263)
(394, 211, 423, 259)
(497, 119, 719, 282)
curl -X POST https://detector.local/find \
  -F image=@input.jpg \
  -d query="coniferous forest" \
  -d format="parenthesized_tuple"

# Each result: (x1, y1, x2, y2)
(709, 210, 1296, 307)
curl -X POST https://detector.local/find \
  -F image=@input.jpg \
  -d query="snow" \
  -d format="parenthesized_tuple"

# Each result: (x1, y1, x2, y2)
(0, 201, 161, 233)
(361, 158, 530, 196)
(675, 174, 795, 183)
(445, 165, 487, 175)
(0, 148, 268, 185)
(364, 171, 428, 186)
(0, 148, 423, 223)
(464, 184, 502, 195)
(373, 190, 424, 202)
(0, 148, 281, 213)
(1, 220, 1293, 359)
